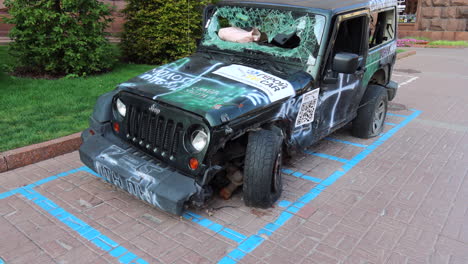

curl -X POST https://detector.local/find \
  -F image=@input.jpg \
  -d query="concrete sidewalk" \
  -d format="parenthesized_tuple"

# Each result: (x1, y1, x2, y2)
(1, 48, 467, 264)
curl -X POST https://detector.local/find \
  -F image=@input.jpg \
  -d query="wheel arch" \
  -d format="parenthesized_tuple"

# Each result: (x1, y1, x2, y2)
(369, 66, 389, 87)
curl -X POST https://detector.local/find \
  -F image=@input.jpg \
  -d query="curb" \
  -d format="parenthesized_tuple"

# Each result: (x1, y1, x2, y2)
(0, 49, 419, 174)
(396, 50, 417, 60)
(0, 133, 82, 173)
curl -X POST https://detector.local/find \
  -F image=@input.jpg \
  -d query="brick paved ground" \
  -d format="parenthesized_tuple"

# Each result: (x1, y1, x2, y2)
(1, 48, 467, 264)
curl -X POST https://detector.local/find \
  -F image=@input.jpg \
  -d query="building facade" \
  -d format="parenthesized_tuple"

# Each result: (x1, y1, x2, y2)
(399, 0, 468, 40)
(1, 0, 467, 41)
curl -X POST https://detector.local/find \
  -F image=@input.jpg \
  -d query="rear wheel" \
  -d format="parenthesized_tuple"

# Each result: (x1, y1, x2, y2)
(352, 85, 388, 138)
(243, 129, 283, 208)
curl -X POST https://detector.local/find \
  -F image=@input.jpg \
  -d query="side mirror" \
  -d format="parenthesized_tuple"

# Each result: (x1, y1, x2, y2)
(332, 52, 360, 74)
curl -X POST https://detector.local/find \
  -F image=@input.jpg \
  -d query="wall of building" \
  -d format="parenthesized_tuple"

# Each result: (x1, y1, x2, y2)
(0, 0, 12, 38)
(399, 0, 468, 40)
(418, 0, 468, 32)
(2, 0, 468, 41)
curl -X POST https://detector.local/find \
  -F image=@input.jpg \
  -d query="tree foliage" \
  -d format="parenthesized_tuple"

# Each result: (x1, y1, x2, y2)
(4, 0, 115, 77)
(121, 0, 215, 65)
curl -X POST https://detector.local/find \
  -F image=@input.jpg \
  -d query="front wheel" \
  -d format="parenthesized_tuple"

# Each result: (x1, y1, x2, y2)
(352, 85, 388, 139)
(243, 129, 283, 208)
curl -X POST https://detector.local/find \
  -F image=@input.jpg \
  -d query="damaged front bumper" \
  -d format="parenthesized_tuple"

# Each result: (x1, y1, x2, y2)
(79, 126, 201, 215)
(385, 80, 399, 101)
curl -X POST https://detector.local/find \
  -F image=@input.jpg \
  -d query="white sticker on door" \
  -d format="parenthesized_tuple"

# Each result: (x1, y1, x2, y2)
(213, 64, 295, 102)
(295, 88, 320, 127)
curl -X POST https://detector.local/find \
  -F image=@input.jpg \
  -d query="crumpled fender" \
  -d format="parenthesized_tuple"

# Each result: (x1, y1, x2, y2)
(92, 89, 120, 123)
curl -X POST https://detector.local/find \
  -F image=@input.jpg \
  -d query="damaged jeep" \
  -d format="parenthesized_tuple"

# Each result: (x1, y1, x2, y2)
(79, 0, 399, 215)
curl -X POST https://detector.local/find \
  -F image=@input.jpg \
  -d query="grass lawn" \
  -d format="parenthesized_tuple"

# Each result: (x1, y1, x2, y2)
(0, 45, 155, 152)
(401, 37, 468, 47)
(428, 40, 468, 47)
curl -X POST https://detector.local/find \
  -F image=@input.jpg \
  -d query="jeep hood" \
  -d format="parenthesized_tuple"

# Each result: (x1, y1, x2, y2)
(117, 54, 312, 127)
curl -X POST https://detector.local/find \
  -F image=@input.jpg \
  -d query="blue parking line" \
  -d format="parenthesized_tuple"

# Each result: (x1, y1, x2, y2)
(219, 109, 422, 263)
(0, 166, 89, 199)
(183, 211, 248, 243)
(324, 137, 368, 148)
(281, 169, 322, 183)
(387, 113, 408, 118)
(304, 150, 349, 163)
(14, 187, 149, 264)
(1, 165, 248, 245)
(385, 122, 398, 126)
(0, 109, 422, 264)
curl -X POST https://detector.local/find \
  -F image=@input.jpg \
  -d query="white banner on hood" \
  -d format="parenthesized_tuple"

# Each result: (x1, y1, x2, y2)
(213, 65, 295, 102)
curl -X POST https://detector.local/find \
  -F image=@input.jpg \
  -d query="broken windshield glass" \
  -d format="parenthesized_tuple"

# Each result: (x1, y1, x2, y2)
(202, 6, 325, 64)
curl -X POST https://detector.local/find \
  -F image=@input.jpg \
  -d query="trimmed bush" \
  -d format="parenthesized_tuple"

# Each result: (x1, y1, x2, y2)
(4, 0, 115, 77)
(121, 0, 215, 65)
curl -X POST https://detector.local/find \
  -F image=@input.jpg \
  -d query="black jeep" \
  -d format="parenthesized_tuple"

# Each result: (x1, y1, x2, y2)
(79, 0, 399, 215)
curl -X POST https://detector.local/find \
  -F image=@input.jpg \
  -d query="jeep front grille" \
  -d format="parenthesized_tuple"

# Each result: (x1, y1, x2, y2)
(125, 104, 183, 159)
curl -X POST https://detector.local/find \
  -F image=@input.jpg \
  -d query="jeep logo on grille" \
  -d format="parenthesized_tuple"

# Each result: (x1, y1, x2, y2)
(149, 104, 161, 114)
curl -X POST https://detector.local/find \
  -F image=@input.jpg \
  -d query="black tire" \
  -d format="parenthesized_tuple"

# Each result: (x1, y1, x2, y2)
(243, 129, 283, 208)
(352, 85, 388, 139)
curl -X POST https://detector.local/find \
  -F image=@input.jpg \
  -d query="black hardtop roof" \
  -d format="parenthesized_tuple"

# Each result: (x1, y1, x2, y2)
(219, 0, 379, 14)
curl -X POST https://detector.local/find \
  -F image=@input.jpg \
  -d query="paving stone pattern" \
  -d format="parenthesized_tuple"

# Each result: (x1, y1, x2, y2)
(1, 48, 467, 264)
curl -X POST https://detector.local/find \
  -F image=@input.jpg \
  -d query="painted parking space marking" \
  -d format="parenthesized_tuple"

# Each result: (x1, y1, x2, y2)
(304, 150, 350, 163)
(3, 187, 150, 264)
(0, 168, 250, 245)
(0, 109, 422, 264)
(392, 73, 420, 87)
(399, 76, 419, 87)
(387, 112, 409, 118)
(183, 211, 248, 243)
(324, 137, 368, 148)
(219, 109, 422, 263)
(385, 122, 398, 126)
(0, 167, 86, 200)
(282, 169, 322, 183)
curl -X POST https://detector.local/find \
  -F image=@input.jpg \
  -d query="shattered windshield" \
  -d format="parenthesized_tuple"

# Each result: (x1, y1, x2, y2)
(202, 6, 326, 64)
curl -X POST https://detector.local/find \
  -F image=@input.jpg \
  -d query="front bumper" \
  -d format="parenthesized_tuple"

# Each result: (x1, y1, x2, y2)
(385, 80, 398, 101)
(79, 128, 200, 215)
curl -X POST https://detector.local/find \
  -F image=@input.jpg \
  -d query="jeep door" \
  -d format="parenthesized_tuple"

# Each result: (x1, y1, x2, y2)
(316, 11, 370, 136)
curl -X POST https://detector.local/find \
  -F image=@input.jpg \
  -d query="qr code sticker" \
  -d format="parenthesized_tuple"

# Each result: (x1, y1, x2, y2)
(295, 88, 320, 127)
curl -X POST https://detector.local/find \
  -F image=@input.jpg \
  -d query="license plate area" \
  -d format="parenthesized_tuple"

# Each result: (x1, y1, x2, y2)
(95, 162, 164, 209)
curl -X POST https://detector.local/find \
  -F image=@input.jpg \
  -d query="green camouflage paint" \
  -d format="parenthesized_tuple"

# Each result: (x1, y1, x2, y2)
(159, 84, 249, 112)
(363, 51, 381, 87)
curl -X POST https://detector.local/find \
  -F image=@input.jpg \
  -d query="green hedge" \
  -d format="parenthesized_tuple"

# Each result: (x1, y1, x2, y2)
(4, 0, 115, 77)
(121, 0, 216, 65)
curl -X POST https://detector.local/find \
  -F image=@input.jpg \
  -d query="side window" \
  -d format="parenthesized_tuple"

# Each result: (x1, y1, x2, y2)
(334, 16, 367, 56)
(369, 9, 396, 48)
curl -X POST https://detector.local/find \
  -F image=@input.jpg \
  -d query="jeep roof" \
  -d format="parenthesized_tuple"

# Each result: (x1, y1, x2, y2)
(219, 0, 392, 14)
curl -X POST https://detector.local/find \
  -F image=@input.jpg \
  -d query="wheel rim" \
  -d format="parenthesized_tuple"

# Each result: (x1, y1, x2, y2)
(372, 100, 386, 134)
(271, 151, 282, 194)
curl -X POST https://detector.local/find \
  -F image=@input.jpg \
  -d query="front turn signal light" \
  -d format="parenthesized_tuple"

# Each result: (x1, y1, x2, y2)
(189, 158, 199, 170)
(113, 122, 120, 133)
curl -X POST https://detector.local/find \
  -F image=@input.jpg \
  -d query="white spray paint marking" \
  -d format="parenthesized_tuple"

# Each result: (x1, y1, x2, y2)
(245, 93, 267, 106)
(321, 74, 358, 128)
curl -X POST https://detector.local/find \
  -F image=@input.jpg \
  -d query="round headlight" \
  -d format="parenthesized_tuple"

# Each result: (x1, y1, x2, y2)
(191, 130, 208, 152)
(116, 98, 126, 117)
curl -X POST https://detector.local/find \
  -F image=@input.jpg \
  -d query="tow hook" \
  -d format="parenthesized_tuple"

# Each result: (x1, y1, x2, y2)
(220, 168, 243, 200)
